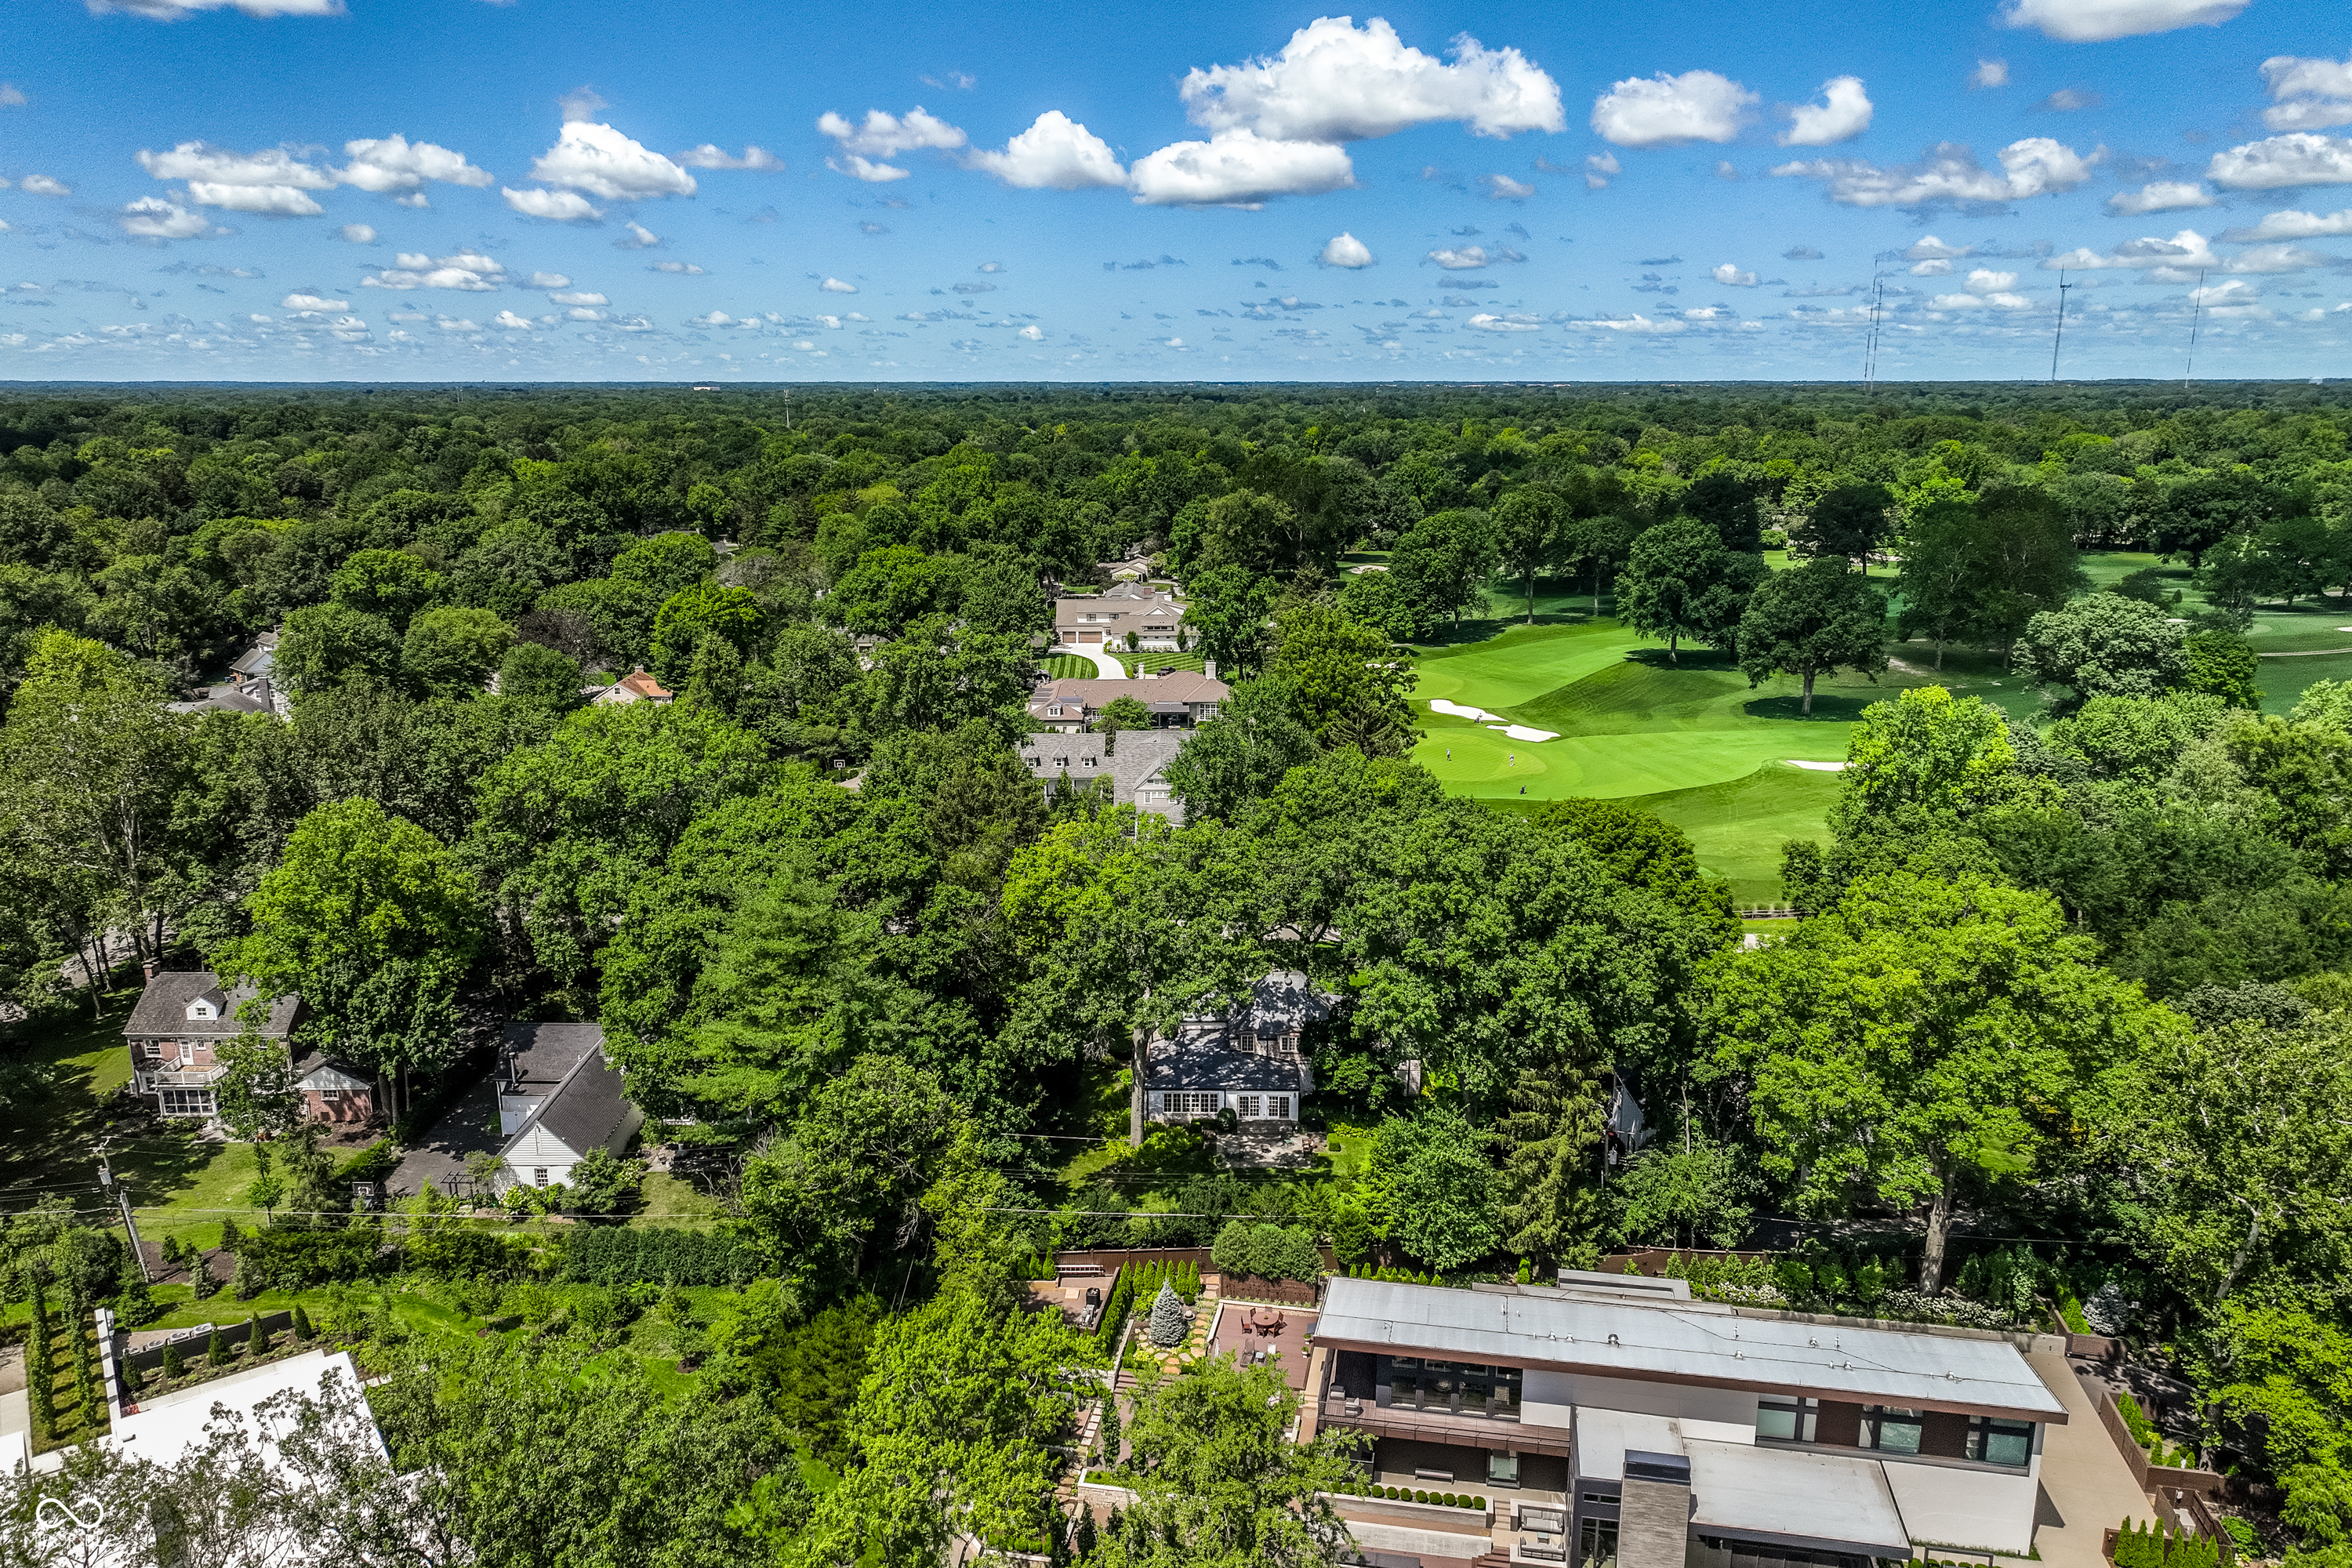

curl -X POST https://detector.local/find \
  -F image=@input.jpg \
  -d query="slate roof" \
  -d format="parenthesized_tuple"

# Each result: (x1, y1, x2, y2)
(126, 972, 299, 1040)
(499, 1022, 607, 1093)
(1145, 970, 1327, 1094)
(532, 1051, 637, 1159)
(1019, 728, 1188, 816)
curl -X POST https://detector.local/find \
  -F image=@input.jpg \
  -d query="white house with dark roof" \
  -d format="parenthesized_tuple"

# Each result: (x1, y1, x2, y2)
(1142, 970, 1327, 1128)
(1301, 1272, 2071, 1567)
(492, 1022, 642, 1193)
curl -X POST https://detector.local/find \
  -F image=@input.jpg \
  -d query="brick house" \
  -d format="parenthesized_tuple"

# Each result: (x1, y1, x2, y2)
(125, 971, 300, 1120)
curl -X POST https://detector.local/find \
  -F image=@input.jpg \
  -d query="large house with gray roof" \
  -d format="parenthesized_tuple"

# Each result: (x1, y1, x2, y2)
(1142, 970, 1327, 1131)
(1026, 670, 1228, 733)
(1018, 728, 1187, 818)
(125, 971, 302, 1120)
(1301, 1272, 2071, 1567)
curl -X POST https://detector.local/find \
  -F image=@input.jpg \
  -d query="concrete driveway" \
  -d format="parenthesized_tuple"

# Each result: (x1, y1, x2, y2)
(2024, 1351, 2156, 1568)
(387, 1065, 505, 1201)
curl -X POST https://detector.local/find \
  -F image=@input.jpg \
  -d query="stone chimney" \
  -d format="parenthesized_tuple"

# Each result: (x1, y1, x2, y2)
(1618, 1451, 1693, 1568)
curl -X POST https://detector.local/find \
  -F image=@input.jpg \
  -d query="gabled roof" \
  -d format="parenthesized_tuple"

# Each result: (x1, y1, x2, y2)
(1146, 970, 1327, 1094)
(499, 1022, 606, 1093)
(126, 972, 299, 1040)
(228, 632, 279, 680)
(499, 1040, 636, 1163)
(1030, 672, 1229, 710)
(291, 1049, 376, 1093)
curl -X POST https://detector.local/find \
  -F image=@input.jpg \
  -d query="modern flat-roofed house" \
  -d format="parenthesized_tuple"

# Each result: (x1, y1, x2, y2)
(492, 1022, 642, 1193)
(125, 971, 301, 1120)
(1019, 728, 1188, 818)
(1303, 1273, 2069, 1567)
(1142, 970, 1326, 1128)
(1027, 670, 1228, 732)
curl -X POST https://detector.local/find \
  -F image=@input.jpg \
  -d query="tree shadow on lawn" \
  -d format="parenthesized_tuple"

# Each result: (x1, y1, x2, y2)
(1742, 692, 1878, 723)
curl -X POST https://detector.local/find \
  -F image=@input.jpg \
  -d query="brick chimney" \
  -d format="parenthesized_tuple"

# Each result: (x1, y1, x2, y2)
(141, 958, 158, 983)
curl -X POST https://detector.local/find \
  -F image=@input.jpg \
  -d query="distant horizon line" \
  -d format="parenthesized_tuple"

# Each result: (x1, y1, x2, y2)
(0, 377, 2335, 391)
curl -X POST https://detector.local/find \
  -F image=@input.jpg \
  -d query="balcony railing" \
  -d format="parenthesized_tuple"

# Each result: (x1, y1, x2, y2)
(139, 1068, 227, 1089)
(1323, 1395, 1574, 1457)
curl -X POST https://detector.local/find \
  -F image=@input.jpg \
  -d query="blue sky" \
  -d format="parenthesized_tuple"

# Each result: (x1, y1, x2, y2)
(0, 0, 2347, 381)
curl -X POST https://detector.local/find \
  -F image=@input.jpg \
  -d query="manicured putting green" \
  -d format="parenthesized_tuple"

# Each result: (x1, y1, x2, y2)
(1643, 764, 1847, 905)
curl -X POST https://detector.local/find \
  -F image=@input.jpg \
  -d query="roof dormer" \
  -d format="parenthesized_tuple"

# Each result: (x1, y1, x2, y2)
(186, 989, 227, 1022)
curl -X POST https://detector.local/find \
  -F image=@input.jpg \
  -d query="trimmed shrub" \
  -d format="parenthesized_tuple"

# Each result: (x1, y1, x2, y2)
(226, 1225, 385, 1292)
(205, 1326, 227, 1367)
(292, 1306, 314, 1342)
(245, 1316, 266, 1356)
(556, 1226, 761, 1286)
(1413, 1490, 1428, 1504)
(161, 1342, 185, 1381)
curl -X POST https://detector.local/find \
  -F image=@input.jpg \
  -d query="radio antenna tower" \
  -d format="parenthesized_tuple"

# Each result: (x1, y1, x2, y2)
(2183, 270, 2207, 390)
(1863, 275, 1886, 391)
(2049, 271, 2072, 383)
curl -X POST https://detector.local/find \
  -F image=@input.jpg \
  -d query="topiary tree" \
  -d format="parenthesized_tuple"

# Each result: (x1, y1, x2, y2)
(205, 1325, 227, 1367)
(292, 1305, 314, 1342)
(1146, 1281, 1189, 1348)
(1098, 1396, 1122, 1465)
(161, 1341, 184, 1382)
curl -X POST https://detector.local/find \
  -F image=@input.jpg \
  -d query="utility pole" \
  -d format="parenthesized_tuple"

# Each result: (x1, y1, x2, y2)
(96, 1139, 147, 1282)
(2184, 270, 2207, 390)
(2049, 271, 2072, 383)
(783, 388, 792, 430)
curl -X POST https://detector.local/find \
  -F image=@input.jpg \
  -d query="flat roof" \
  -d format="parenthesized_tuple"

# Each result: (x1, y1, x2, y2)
(1687, 1441, 1915, 1559)
(114, 1349, 385, 1468)
(1316, 1277, 2067, 1423)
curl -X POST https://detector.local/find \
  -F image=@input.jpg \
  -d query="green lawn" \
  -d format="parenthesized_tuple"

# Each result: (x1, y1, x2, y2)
(1040, 655, 1099, 680)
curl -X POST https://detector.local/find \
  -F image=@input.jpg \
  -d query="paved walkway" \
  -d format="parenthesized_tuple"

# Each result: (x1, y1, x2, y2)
(387, 1066, 505, 1200)
(1059, 643, 1125, 677)
(2027, 1352, 2154, 1568)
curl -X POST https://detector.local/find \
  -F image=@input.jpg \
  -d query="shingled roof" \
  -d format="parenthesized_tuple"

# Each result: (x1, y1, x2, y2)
(126, 972, 299, 1040)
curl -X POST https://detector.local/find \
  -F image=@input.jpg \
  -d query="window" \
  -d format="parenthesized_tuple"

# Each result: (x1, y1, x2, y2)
(1047, 706, 1063, 717)
(1756, 1395, 1819, 1443)
(1859, 1406, 1925, 1455)
(1022, 755, 1040, 768)
(319, 1088, 343, 1101)
(1053, 757, 1069, 770)
(1081, 756, 1098, 769)
(140, 1040, 162, 1061)
(158, 1089, 216, 1117)
(1269, 1095, 1291, 1119)
(1577, 1517, 1619, 1568)
(1968, 1415, 2035, 1467)
(1487, 1450, 1520, 1486)
(1237, 1095, 1261, 1119)
(1376, 1357, 1520, 1421)
(533, 1168, 550, 1189)
(1580, 1491, 1621, 1507)
(1161, 1092, 1217, 1116)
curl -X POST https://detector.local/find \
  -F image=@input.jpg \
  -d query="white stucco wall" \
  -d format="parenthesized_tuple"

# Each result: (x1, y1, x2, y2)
(1523, 1370, 1759, 1442)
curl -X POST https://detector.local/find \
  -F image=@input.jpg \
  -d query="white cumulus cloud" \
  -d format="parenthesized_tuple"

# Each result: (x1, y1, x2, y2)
(1482, 172, 1537, 200)
(116, 196, 217, 238)
(526, 271, 569, 289)
(675, 144, 785, 171)
(503, 187, 601, 220)
(1127, 129, 1355, 207)
(2208, 134, 2352, 190)
(2261, 54, 2352, 132)
(966, 111, 1126, 190)
(280, 292, 347, 310)
(652, 260, 705, 274)
(1971, 60, 2010, 89)
(819, 278, 858, 293)
(337, 134, 490, 195)
(1592, 70, 1756, 147)
(524, 120, 697, 201)
(1175, 16, 1563, 143)
(550, 290, 608, 306)
(816, 107, 967, 182)
(1780, 76, 1873, 147)
(1584, 152, 1620, 190)
(1017, 324, 1043, 341)
(338, 223, 378, 243)
(2220, 206, 2352, 241)
(1772, 137, 2100, 206)
(1711, 262, 1759, 285)
(1319, 232, 1375, 267)
(1911, 258, 1954, 276)
(20, 175, 71, 197)
(360, 250, 506, 291)
(616, 221, 661, 249)
(1428, 245, 1488, 269)
(2000, 0, 2249, 41)
(1466, 311, 1541, 331)
(492, 310, 535, 329)
(2107, 180, 2213, 214)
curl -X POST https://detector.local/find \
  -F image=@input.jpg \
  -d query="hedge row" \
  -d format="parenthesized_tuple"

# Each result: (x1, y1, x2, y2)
(559, 1226, 764, 1287)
